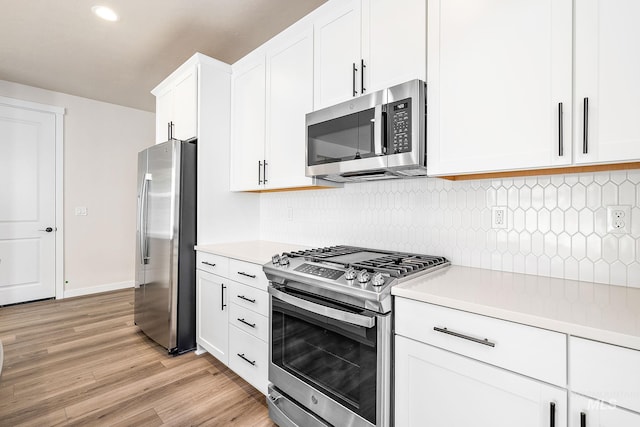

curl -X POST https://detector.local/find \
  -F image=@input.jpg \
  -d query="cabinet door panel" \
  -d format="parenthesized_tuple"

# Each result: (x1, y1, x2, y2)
(313, 0, 361, 110)
(171, 69, 197, 141)
(196, 270, 228, 364)
(265, 28, 314, 189)
(155, 86, 172, 144)
(395, 335, 567, 427)
(230, 56, 266, 191)
(362, 0, 426, 93)
(427, 0, 572, 175)
(571, 394, 640, 427)
(574, 0, 640, 164)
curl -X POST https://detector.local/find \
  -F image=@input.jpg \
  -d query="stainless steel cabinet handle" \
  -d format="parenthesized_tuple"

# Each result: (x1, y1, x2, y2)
(361, 59, 366, 94)
(221, 284, 226, 311)
(167, 122, 171, 141)
(558, 102, 564, 156)
(237, 271, 256, 279)
(237, 318, 256, 328)
(202, 261, 216, 267)
(263, 160, 268, 184)
(237, 353, 256, 366)
(352, 62, 358, 97)
(550, 402, 556, 427)
(583, 97, 589, 154)
(433, 326, 496, 347)
(237, 295, 256, 304)
(580, 412, 586, 427)
(258, 160, 263, 185)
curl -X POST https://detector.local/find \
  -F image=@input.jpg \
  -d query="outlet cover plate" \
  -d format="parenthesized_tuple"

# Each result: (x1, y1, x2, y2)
(492, 206, 507, 229)
(607, 205, 631, 234)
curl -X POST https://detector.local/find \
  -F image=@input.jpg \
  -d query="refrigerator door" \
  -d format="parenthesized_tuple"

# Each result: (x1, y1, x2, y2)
(134, 150, 148, 329)
(139, 141, 182, 350)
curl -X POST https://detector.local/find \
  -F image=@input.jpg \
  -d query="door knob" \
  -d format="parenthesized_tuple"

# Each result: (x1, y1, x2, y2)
(39, 227, 54, 232)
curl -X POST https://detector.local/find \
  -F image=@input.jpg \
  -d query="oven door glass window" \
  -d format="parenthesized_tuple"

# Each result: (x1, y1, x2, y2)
(271, 294, 377, 424)
(307, 108, 378, 166)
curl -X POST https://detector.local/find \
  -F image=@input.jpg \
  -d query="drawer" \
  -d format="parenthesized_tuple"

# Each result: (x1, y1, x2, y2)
(228, 281, 269, 317)
(570, 336, 640, 413)
(229, 325, 268, 395)
(395, 297, 566, 387)
(196, 251, 229, 276)
(229, 303, 269, 342)
(228, 258, 268, 290)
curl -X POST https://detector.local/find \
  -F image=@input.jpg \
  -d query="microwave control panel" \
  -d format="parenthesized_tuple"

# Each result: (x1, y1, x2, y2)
(389, 98, 412, 154)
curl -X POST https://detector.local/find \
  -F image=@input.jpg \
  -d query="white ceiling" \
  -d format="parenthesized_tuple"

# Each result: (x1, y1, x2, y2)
(0, 0, 327, 112)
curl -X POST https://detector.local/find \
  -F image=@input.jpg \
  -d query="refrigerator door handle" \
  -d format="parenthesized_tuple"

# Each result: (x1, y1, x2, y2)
(141, 173, 152, 262)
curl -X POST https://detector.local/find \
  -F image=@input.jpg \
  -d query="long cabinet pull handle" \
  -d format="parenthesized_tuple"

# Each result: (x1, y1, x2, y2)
(580, 412, 586, 427)
(237, 353, 256, 366)
(237, 295, 256, 303)
(558, 102, 564, 156)
(352, 62, 358, 97)
(238, 318, 256, 328)
(167, 122, 171, 141)
(202, 261, 216, 267)
(583, 97, 589, 154)
(263, 160, 268, 184)
(221, 284, 226, 311)
(549, 402, 555, 427)
(433, 326, 496, 347)
(361, 59, 366, 94)
(237, 271, 257, 279)
(258, 160, 263, 185)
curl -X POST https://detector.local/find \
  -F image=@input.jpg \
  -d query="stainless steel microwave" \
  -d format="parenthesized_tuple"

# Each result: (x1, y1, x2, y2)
(306, 79, 427, 183)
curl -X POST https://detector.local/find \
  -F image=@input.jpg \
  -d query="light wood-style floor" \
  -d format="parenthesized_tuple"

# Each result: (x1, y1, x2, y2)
(0, 289, 276, 426)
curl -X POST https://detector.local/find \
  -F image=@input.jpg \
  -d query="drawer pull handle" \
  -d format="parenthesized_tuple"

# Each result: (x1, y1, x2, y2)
(433, 327, 495, 347)
(237, 271, 257, 279)
(550, 402, 555, 427)
(237, 295, 256, 304)
(202, 261, 216, 267)
(238, 318, 256, 328)
(580, 412, 586, 427)
(221, 284, 226, 311)
(237, 353, 256, 366)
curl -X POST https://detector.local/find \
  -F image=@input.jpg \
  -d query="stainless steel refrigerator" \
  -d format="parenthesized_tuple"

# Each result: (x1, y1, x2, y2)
(135, 139, 196, 354)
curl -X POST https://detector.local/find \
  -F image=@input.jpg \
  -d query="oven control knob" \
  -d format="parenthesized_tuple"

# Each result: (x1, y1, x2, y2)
(357, 269, 370, 283)
(371, 272, 385, 287)
(279, 254, 290, 266)
(345, 267, 357, 281)
(271, 254, 281, 266)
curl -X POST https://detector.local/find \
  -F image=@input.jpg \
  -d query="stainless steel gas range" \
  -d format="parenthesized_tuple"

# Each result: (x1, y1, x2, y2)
(263, 246, 449, 427)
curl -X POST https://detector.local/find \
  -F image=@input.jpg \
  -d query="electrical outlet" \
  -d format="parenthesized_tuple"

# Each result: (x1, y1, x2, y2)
(492, 206, 507, 229)
(607, 205, 631, 234)
(75, 206, 88, 216)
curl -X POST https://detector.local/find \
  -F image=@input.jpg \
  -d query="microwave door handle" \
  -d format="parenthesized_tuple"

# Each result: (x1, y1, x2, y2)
(373, 104, 384, 155)
(268, 287, 375, 328)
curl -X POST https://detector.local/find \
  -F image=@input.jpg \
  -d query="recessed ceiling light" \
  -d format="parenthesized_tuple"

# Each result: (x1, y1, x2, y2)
(92, 5, 119, 22)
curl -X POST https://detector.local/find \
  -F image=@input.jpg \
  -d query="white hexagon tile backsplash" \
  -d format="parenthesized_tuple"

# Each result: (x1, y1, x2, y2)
(260, 170, 640, 288)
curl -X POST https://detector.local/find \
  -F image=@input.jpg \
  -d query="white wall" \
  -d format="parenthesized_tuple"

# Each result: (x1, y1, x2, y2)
(260, 170, 640, 288)
(0, 80, 155, 296)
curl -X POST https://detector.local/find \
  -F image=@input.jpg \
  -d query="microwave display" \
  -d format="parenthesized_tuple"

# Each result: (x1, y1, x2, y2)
(390, 98, 411, 154)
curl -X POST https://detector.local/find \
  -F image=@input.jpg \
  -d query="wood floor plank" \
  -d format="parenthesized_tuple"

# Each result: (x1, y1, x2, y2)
(0, 289, 275, 426)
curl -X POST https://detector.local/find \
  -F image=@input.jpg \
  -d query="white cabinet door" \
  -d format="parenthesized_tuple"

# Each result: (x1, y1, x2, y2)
(571, 394, 640, 427)
(230, 53, 266, 191)
(265, 27, 314, 190)
(427, 0, 573, 176)
(196, 270, 229, 365)
(313, 0, 361, 110)
(155, 86, 172, 144)
(395, 335, 567, 427)
(361, 0, 426, 94)
(171, 68, 197, 142)
(574, 0, 640, 164)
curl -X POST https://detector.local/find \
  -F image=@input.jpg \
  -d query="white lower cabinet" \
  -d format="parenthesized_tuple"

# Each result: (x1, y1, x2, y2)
(195, 270, 228, 364)
(228, 325, 268, 394)
(395, 335, 567, 427)
(571, 393, 640, 427)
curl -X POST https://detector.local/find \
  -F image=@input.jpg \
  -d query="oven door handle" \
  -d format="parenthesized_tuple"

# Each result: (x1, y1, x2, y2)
(269, 287, 376, 328)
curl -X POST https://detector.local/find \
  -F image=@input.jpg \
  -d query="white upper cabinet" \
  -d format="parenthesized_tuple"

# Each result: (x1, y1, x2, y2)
(313, 0, 427, 110)
(574, 0, 640, 165)
(152, 67, 197, 144)
(230, 51, 266, 192)
(264, 27, 315, 190)
(427, 0, 573, 176)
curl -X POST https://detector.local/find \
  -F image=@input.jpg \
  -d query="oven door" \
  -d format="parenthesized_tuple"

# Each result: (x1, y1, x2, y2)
(268, 286, 390, 427)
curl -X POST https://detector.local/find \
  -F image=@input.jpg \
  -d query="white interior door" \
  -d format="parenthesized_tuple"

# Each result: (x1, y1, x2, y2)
(0, 104, 57, 305)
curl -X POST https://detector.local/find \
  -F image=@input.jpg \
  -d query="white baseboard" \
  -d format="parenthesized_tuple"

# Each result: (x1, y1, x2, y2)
(63, 280, 134, 298)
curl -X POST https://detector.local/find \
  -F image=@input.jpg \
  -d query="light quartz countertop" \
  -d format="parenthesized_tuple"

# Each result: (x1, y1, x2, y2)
(392, 265, 640, 351)
(195, 240, 310, 265)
